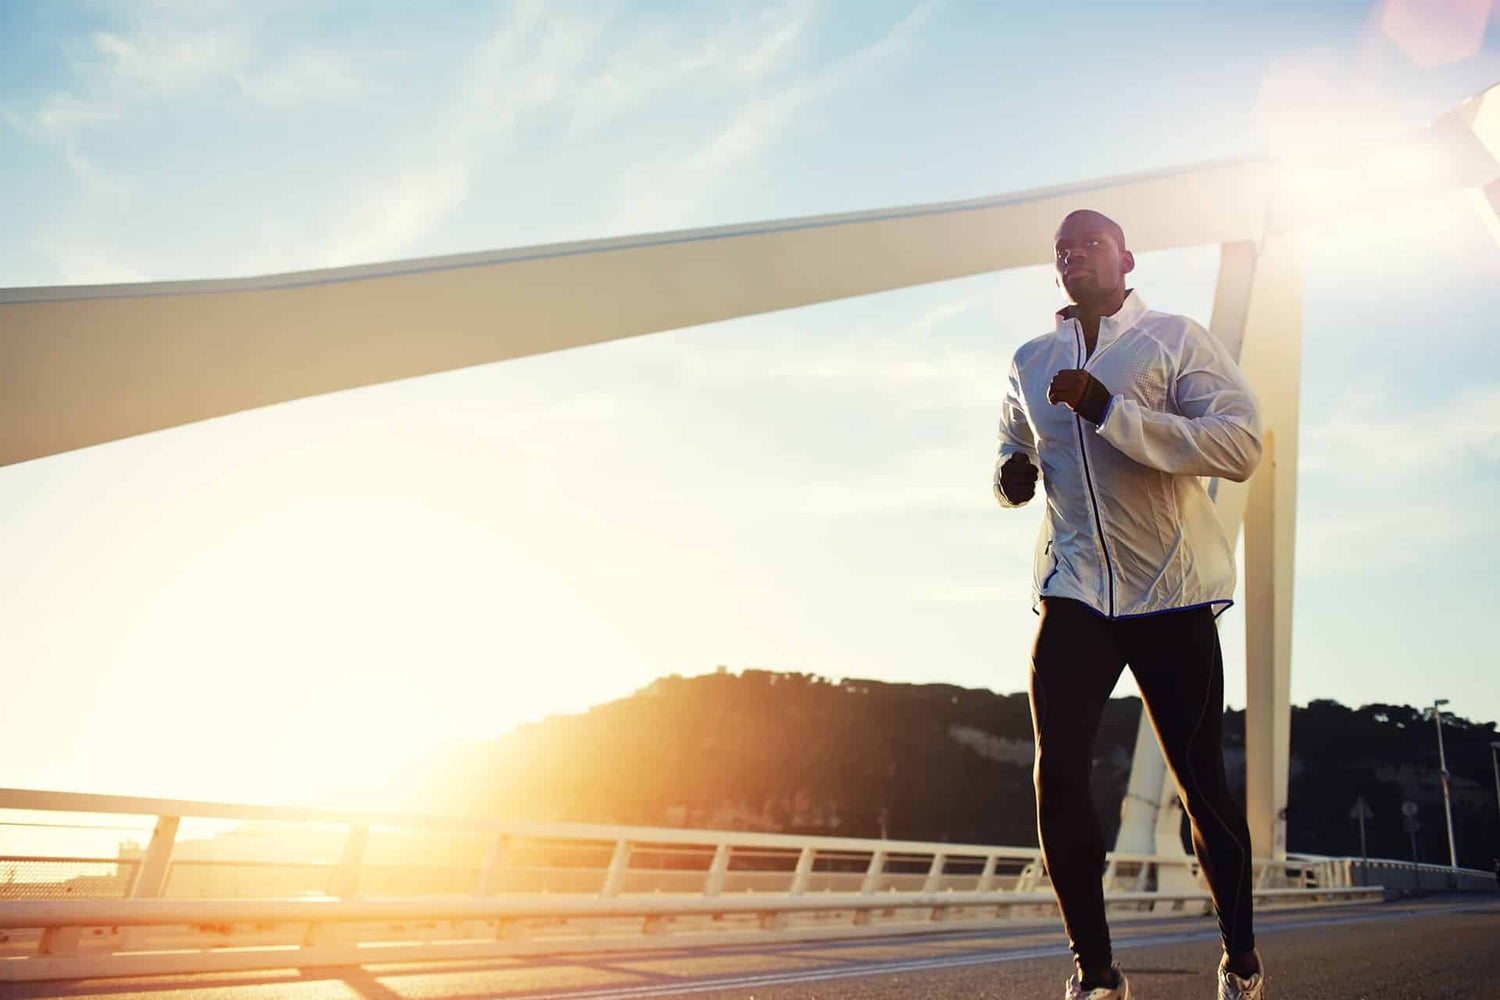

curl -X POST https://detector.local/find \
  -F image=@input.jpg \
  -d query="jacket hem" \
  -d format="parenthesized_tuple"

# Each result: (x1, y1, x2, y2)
(1115, 598, 1234, 620)
(1035, 595, 1234, 620)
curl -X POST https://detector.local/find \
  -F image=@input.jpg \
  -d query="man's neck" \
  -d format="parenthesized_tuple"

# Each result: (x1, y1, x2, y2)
(1072, 288, 1128, 358)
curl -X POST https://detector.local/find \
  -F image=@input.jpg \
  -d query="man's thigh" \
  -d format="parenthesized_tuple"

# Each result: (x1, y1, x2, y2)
(1029, 598, 1127, 748)
(1119, 606, 1224, 753)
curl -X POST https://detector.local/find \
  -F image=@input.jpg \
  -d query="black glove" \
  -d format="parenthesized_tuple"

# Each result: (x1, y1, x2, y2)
(997, 453, 1038, 504)
(1048, 369, 1113, 425)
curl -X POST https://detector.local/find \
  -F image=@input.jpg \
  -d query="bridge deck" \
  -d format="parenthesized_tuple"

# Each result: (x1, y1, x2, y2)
(2, 896, 1495, 999)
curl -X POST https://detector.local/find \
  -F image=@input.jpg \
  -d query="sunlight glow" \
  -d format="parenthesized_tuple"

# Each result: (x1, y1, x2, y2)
(1471, 181, 1500, 249)
(1273, 141, 1456, 220)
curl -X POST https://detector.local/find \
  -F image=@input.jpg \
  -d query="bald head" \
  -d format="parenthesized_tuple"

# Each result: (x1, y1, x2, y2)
(1056, 209, 1126, 252)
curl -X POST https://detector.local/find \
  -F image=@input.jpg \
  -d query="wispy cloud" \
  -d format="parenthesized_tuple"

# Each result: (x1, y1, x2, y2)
(317, 162, 474, 269)
(1297, 499, 1490, 574)
(3, 92, 130, 205)
(606, 2, 938, 233)
(1301, 381, 1500, 481)
(1297, 381, 1500, 573)
(621, 279, 1027, 416)
(564, 2, 812, 141)
(237, 50, 362, 105)
(36, 238, 150, 286)
(30, 92, 116, 137)
(92, 27, 249, 94)
(11, 1, 941, 282)
(277, 3, 605, 268)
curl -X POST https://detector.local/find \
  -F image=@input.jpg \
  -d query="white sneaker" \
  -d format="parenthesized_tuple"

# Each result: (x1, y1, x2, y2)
(1218, 950, 1266, 1000)
(1065, 962, 1130, 999)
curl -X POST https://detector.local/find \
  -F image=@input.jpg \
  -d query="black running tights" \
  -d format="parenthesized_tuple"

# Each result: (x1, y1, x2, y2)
(1029, 596, 1255, 976)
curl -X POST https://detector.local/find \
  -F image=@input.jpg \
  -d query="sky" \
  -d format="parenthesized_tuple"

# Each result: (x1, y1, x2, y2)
(1, 0, 1499, 812)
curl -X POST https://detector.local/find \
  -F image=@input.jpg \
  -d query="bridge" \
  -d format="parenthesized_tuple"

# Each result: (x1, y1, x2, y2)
(0, 786, 1495, 998)
(2, 64, 1498, 1000)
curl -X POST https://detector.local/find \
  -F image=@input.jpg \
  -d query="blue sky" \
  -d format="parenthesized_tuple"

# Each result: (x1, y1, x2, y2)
(1, 0, 1498, 808)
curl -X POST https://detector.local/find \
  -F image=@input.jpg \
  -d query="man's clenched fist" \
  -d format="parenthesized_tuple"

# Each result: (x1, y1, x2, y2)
(996, 453, 1038, 504)
(1048, 368, 1113, 424)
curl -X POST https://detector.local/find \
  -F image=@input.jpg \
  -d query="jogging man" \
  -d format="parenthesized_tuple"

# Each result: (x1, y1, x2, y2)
(993, 209, 1267, 1000)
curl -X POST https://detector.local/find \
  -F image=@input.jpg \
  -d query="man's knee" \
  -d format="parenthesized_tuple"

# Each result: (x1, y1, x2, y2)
(1034, 752, 1090, 808)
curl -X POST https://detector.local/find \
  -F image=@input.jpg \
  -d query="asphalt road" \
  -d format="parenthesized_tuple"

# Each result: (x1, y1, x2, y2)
(3, 896, 1496, 1000)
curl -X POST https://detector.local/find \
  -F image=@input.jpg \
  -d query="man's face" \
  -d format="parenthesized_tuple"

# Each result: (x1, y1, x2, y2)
(1053, 213, 1133, 305)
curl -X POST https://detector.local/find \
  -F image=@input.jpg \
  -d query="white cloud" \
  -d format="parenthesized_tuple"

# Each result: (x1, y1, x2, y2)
(237, 50, 361, 105)
(37, 239, 151, 285)
(619, 280, 1023, 417)
(92, 28, 248, 94)
(564, 2, 812, 142)
(61, 148, 131, 203)
(606, 2, 937, 233)
(276, 4, 603, 269)
(1296, 382, 1500, 574)
(11, 1, 941, 283)
(1301, 382, 1500, 481)
(738, 4, 814, 79)
(319, 161, 473, 268)
(2, 93, 128, 202)
(451, 3, 603, 149)
(31, 93, 116, 138)
(1297, 500, 1485, 575)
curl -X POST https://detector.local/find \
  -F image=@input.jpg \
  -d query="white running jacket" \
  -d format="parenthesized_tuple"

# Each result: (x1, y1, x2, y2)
(993, 291, 1262, 618)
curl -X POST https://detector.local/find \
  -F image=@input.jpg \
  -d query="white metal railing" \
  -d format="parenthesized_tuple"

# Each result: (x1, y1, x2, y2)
(0, 787, 1415, 982)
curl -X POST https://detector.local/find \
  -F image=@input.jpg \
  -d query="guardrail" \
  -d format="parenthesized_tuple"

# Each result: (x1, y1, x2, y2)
(0, 787, 1463, 982)
(1345, 856, 1499, 894)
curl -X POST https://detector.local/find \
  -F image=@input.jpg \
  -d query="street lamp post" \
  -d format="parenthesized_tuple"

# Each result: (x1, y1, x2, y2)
(1432, 699, 1457, 870)
(1490, 741, 1500, 830)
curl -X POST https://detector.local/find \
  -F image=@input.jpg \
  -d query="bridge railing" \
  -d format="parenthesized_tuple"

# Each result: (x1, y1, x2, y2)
(0, 787, 1426, 982)
(1341, 856, 1498, 894)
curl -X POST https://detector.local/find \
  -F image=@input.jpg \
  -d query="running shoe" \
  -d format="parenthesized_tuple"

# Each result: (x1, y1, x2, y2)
(1218, 950, 1266, 1000)
(1065, 962, 1130, 999)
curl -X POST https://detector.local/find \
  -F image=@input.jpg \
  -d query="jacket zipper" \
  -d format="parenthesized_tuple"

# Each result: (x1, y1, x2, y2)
(1073, 325, 1116, 617)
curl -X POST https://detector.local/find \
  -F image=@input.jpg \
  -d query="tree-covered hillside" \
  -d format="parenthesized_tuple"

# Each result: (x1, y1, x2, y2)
(406, 669, 1500, 869)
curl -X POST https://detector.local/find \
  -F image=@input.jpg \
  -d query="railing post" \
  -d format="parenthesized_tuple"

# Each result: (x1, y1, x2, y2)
(789, 846, 815, 896)
(129, 815, 180, 898)
(859, 850, 886, 895)
(704, 843, 730, 897)
(921, 853, 946, 894)
(1101, 857, 1118, 892)
(602, 840, 632, 898)
(478, 834, 512, 896)
(38, 927, 83, 956)
(854, 850, 885, 925)
(332, 825, 369, 899)
(117, 814, 180, 951)
(975, 854, 998, 893)
(307, 824, 370, 947)
(1016, 859, 1042, 893)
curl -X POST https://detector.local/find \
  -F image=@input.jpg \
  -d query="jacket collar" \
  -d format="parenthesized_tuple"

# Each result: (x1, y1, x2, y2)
(1054, 289, 1147, 349)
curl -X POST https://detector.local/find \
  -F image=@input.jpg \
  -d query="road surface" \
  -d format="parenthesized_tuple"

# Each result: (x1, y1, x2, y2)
(2, 895, 1495, 999)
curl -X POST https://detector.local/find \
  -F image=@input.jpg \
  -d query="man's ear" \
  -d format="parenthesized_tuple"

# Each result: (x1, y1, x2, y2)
(1121, 250, 1136, 275)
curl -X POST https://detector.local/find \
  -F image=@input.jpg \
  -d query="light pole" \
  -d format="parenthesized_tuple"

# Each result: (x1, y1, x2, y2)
(1432, 699, 1457, 870)
(1490, 741, 1500, 831)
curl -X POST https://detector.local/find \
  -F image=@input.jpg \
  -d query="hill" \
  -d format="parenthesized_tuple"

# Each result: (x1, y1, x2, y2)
(405, 669, 1500, 869)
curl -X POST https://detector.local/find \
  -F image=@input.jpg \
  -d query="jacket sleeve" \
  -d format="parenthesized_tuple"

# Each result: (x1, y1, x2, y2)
(1094, 322, 1263, 482)
(994, 357, 1039, 506)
